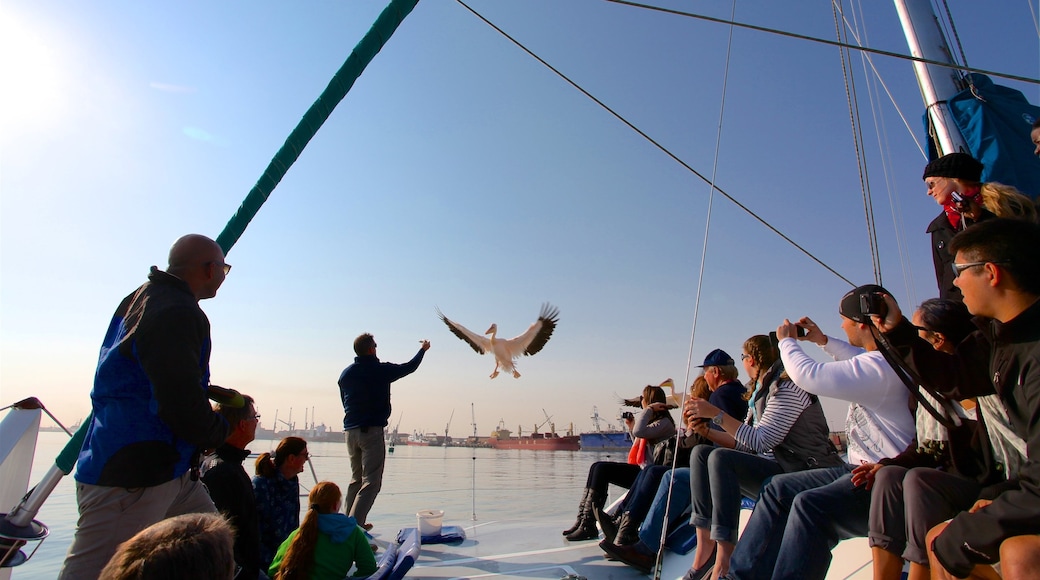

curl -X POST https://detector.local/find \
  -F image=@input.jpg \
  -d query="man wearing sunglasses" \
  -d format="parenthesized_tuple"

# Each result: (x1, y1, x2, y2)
(60, 234, 238, 580)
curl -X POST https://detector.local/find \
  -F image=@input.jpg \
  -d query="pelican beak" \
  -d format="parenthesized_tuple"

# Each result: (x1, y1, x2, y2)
(486, 324, 496, 335)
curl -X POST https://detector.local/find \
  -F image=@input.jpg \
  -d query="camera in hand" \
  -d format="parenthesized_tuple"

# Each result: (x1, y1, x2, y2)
(621, 411, 634, 420)
(859, 292, 887, 318)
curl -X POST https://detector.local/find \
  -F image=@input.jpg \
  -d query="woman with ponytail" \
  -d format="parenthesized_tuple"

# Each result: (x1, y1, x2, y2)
(253, 437, 308, 570)
(268, 481, 376, 580)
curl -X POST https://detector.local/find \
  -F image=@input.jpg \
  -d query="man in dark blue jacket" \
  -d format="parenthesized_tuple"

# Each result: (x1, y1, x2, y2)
(60, 234, 236, 580)
(338, 334, 430, 528)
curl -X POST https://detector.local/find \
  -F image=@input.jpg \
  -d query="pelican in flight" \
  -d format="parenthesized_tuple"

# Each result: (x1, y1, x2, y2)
(438, 303, 560, 378)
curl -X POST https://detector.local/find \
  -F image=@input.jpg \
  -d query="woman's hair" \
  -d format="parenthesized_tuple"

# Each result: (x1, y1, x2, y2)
(743, 334, 780, 391)
(255, 436, 308, 477)
(916, 298, 975, 346)
(273, 481, 341, 580)
(979, 182, 1037, 222)
(690, 376, 711, 400)
(98, 513, 235, 580)
(641, 385, 667, 406)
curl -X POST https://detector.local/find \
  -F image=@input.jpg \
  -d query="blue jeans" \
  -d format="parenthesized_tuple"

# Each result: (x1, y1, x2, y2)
(690, 446, 783, 544)
(729, 465, 866, 580)
(622, 465, 669, 520)
(638, 468, 691, 550)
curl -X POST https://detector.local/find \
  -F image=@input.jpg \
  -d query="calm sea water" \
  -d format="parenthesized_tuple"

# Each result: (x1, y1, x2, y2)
(14, 432, 627, 579)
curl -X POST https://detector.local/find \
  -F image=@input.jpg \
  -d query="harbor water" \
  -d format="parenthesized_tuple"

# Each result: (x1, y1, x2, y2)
(13, 432, 630, 579)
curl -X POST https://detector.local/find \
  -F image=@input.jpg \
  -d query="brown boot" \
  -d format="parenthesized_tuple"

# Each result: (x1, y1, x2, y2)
(594, 508, 619, 544)
(614, 511, 640, 546)
(601, 540, 655, 574)
(562, 488, 593, 536)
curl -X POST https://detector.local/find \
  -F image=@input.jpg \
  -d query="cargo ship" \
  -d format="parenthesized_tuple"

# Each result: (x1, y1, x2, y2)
(488, 420, 580, 451)
(579, 406, 633, 451)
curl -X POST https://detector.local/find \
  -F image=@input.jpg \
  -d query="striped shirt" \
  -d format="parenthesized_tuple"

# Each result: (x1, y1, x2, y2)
(733, 380, 814, 460)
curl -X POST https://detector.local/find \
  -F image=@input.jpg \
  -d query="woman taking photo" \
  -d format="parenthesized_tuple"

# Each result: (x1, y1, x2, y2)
(681, 336, 841, 580)
(561, 384, 676, 541)
(268, 481, 376, 580)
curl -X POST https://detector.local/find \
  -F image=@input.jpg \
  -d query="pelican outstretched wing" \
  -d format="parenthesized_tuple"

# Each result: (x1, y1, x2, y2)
(438, 309, 491, 354)
(499, 303, 560, 358)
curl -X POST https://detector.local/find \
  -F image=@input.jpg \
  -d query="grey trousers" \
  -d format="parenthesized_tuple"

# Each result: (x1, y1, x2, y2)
(867, 466, 981, 564)
(58, 471, 216, 580)
(344, 426, 386, 526)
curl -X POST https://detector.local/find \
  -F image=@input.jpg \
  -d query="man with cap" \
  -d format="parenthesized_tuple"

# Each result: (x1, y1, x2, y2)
(724, 284, 915, 580)
(698, 349, 750, 433)
(922, 152, 992, 300)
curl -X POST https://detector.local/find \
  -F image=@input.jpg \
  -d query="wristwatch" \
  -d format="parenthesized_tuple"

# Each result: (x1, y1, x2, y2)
(711, 412, 725, 426)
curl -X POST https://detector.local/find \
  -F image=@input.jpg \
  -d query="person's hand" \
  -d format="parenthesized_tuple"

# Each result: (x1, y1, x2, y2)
(796, 317, 827, 345)
(648, 402, 669, 413)
(776, 319, 800, 341)
(870, 294, 902, 333)
(684, 398, 719, 422)
(420, 340, 431, 351)
(968, 499, 992, 513)
(851, 462, 883, 489)
(690, 420, 710, 438)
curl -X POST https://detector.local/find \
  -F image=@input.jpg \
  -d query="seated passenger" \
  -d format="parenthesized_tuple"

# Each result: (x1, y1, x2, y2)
(868, 298, 996, 580)
(725, 285, 916, 580)
(98, 513, 236, 580)
(597, 376, 721, 550)
(873, 219, 1040, 578)
(253, 437, 308, 571)
(268, 481, 376, 580)
(561, 385, 677, 541)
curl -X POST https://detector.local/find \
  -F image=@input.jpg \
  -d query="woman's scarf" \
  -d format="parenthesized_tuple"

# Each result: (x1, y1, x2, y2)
(627, 437, 647, 466)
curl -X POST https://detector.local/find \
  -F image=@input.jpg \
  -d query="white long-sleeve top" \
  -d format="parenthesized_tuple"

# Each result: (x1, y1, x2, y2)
(779, 336, 915, 465)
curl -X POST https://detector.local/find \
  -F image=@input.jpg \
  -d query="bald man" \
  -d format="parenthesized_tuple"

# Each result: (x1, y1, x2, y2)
(59, 234, 238, 580)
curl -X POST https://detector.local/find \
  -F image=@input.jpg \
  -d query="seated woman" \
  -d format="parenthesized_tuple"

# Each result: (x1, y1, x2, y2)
(868, 299, 1026, 580)
(680, 336, 843, 580)
(268, 481, 377, 580)
(253, 436, 309, 571)
(561, 384, 677, 541)
(599, 375, 744, 550)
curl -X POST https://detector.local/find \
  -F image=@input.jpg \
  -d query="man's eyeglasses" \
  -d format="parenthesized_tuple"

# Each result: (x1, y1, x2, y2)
(740, 353, 750, 361)
(248, 414, 261, 420)
(205, 261, 232, 275)
(951, 261, 1007, 278)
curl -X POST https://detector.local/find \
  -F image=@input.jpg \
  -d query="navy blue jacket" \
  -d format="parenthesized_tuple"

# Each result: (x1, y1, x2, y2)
(339, 350, 425, 430)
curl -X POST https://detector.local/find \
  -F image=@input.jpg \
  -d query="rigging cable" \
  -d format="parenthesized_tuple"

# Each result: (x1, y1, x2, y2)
(832, 0, 883, 286)
(653, 2, 740, 577)
(602, 0, 1040, 87)
(843, 0, 920, 308)
(454, 0, 856, 287)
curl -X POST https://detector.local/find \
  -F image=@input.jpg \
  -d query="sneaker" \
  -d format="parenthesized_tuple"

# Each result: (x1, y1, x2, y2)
(682, 542, 717, 580)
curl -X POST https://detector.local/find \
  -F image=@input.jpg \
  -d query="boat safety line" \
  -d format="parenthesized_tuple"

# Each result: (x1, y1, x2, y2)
(418, 543, 592, 568)
(436, 564, 581, 579)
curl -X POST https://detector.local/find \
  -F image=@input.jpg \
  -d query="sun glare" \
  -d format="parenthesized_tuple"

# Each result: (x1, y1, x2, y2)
(0, 8, 68, 140)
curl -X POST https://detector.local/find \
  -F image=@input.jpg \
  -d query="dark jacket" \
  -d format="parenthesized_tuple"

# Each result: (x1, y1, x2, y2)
(76, 268, 230, 487)
(884, 301, 1040, 576)
(926, 208, 994, 301)
(339, 350, 426, 430)
(202, 444, 261, 580)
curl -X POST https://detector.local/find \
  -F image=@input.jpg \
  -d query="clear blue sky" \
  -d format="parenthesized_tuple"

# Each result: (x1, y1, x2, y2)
(2, 1, 1038, 437)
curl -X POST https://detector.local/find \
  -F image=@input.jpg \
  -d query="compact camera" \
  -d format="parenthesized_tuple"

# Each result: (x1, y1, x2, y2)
(621, 411, 634, 420)
(859, 292, 887, 318)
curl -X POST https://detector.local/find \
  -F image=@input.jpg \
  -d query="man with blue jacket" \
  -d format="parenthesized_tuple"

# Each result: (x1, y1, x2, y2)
(339, 334, 430, 529)
(59, 234, 237, 579)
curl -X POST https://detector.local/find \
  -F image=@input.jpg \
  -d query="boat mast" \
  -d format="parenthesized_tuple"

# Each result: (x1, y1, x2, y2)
(893, 0, 969, 155)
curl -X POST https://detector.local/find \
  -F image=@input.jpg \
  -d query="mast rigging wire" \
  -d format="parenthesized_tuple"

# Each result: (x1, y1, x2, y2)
(833, 0, 883, 286)
(455, 0, 856, 288)
(603, 0, 1040, 87)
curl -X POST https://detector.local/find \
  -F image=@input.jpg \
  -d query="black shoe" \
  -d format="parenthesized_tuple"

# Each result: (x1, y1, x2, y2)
(682, 541, 717, 580)
(601, 542, 654, 574)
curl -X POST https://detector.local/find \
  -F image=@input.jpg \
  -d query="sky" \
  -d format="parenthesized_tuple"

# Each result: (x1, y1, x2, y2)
(2, 0, 1038, 439)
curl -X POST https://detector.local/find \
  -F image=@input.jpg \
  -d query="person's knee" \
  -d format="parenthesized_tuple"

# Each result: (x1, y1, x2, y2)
(999, 535, 1040, 579)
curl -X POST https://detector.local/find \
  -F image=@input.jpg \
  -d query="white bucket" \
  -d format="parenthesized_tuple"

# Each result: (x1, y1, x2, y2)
(416, 509, 444, 537)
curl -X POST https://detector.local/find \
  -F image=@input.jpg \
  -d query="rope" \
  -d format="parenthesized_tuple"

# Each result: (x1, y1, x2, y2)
(832, 0, 883, 286)
(601, 0, 1040, 86)
(455, 0, 856, 288)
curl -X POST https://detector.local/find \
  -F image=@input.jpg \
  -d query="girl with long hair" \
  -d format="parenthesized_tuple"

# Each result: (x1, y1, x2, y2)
(253, 437, 309, 570)
(269, 481, 376, 580)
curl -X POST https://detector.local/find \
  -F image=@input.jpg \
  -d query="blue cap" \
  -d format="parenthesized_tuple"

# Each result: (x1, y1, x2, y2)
(697, 349, 734, 368)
